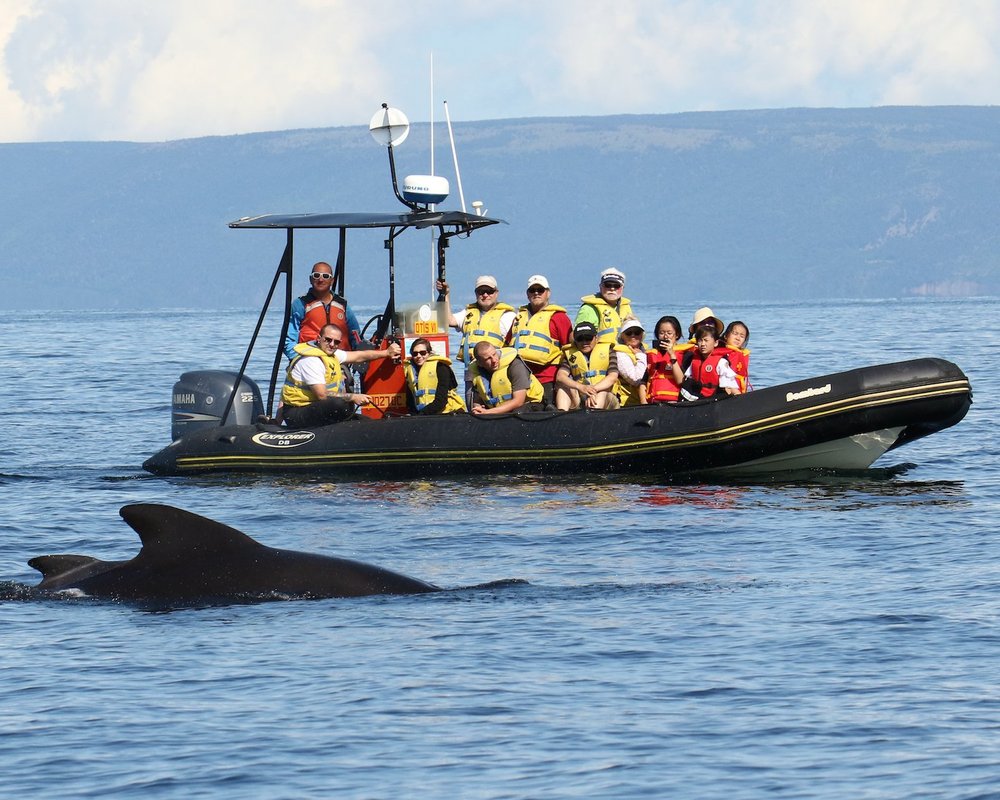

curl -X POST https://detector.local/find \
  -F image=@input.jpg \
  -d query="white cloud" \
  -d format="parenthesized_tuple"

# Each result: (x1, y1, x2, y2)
(1, 0, 999, 143)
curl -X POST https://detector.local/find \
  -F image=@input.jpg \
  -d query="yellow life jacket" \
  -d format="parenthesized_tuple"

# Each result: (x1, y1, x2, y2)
(403, 355, 467, 414)
(281, 342, 345, 407)
(512, 304, 567, 366)
(578, 294, 634, 343)
(613, 344, 644, 407)
(458, 302, 515, 364)
(561, 341, 614, 385)
(468, 347, 544, 408)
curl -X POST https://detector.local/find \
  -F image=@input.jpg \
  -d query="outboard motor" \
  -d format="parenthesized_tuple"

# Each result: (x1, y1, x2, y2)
(171, 370, 263, 441)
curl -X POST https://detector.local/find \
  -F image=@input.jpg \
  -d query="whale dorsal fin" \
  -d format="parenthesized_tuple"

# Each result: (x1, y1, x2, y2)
(28, 554, 101, 579)
(119, 503, 266, 560)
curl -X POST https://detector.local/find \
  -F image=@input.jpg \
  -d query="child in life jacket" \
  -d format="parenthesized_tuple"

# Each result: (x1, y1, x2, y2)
(645, 315, 688, 403)
(680, 325, 741, 401)
(719, 320, 751, 393)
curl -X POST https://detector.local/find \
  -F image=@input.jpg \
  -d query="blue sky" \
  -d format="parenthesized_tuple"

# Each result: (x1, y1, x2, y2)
(2, 0, 999, 142)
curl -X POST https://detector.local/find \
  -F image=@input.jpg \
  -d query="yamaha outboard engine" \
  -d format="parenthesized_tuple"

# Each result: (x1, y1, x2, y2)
(171, 370, 264, 441)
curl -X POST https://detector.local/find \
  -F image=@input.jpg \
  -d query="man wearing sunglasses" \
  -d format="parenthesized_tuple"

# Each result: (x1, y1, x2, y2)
(510, 275, 573, 409)
(575, 267, 634, 344)
(438, 275, 516, 368)
(281, 324, 401, 428)
(283, 262, 363, 360)
(554, 321, 621, 410)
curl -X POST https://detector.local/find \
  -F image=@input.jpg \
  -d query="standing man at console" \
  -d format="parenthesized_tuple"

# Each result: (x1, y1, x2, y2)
(284, 262, 363, 360)
(438, 275, 517, 367)
(282, 324, 401, 428)
(575, 267, 634, 345)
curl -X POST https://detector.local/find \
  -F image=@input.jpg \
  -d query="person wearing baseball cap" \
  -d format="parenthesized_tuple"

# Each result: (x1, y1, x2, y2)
(509, 275, 573, 408)
(554, 321, 621, 410)
(575, 267, 634, 344)
(436, 275, 516, 373)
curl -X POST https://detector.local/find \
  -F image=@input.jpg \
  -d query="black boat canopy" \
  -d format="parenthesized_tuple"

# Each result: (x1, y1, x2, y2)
(229, 210, 505, 232)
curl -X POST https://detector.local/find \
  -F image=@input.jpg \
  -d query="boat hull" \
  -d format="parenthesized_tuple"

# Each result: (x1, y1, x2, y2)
(143, 359, 972, 478)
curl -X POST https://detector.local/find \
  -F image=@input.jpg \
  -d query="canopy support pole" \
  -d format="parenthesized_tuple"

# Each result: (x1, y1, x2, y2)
(220, 231, 294, 424)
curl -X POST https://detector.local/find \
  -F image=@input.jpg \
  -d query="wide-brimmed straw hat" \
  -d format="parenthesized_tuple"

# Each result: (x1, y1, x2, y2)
(688, 306, 724, 336)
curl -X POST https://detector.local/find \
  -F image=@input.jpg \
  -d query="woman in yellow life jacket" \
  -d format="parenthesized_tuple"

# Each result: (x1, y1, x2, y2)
(403, 338, 467, 415)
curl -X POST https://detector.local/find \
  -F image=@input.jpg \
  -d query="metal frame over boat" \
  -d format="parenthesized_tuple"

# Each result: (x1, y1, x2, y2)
(142, 105, 973, 479)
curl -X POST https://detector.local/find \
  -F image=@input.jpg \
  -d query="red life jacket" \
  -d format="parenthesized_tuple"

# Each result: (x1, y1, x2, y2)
(646, 348, 683, 402)
(299, 293, 354, 351)
(717, 346, 750, 392)
(688, 350, 730, 397)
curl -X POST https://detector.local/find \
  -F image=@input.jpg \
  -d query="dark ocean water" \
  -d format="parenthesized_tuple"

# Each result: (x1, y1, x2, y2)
(1, 298, 998, 799)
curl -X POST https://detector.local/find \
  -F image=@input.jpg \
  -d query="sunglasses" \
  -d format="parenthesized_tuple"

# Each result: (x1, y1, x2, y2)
(575, 335, 595, 343)
(601, 281, 623, 289)
(311, 272, 333, 280)
(322, 336, 342, 345)
(476, 287, 497, 295)
(411, 349, 430, 357)
(527, 286, 547, 294)
(623, 329, 642, 337)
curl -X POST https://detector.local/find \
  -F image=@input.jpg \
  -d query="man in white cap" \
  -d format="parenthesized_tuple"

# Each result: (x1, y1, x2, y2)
(437, 276, 516, 366)
(575, 267, 634, 344)
(510, 274, 574, 408)
(437, 275, 516, 405)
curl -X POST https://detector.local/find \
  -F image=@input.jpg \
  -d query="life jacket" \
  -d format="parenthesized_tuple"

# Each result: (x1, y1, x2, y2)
(646, 347, 685, 403)
(613, 345, 644, 407)
(578, 294, 634, 343)
(468, 347, 544, 408)
(299, 291, 355, 350)
(718, 346, 751, 392)
(458, 302, 516, 364)
(512, 305, 567, 366)
(687, 350, 730, 398)
(403, 355, 467, 414)
(561, 341, 614, 385)
(281, 342, 345, 407)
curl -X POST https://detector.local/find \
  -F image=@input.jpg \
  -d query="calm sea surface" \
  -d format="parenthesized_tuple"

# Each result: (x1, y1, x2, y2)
(1, 297, 998, 799)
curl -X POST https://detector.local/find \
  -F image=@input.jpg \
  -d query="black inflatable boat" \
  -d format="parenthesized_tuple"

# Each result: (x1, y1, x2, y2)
(143, 357, 971, 477)
(141, 104, 972, 479)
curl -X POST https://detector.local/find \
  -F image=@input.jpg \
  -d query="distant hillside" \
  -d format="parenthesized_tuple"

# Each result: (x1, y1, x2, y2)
(1, 106, 997, 310)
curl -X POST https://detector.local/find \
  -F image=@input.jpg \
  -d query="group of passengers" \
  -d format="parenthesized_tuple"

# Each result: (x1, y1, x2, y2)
(425, 267, 751, 415)
(276, 261, 751, 425)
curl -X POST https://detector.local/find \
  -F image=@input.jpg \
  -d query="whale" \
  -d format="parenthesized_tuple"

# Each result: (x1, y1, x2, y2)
(28, 503, 441, 602)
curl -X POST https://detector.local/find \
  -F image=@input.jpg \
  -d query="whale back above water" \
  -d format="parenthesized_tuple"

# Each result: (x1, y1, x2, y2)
(28, 503, 440, 601)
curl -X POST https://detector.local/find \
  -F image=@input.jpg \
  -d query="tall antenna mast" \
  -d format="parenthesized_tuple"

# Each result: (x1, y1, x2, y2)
(444, 100, 467, 214)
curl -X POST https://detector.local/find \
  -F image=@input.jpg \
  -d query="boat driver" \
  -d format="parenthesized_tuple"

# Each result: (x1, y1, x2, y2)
(283, 262, 363, 360)
(281, 324, 401, 428)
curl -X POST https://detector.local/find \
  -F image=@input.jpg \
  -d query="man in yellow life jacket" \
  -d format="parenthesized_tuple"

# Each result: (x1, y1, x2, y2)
(438, 274, 517, 405)
(554, 321, 621, 410)
(438, 274, 516, 366)
(510, 274, 573, 409)
(468, 342, 545, 416)
(281, 324, 401, 428)
(575, 267, 634, 344)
